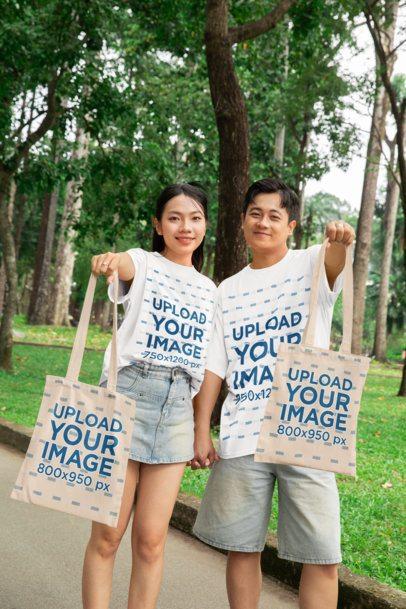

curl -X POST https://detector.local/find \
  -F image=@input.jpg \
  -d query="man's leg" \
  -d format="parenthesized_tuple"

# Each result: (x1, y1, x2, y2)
(193, 456, 275, 609)
(276, 465, 341, 609)
(299, 564, 339, 609)
(226, 551, 262, 609)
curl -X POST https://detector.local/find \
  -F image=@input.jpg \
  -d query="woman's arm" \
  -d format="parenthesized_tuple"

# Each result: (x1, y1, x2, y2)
(191, 370, 223, 469)
(91, 251, 135, 285)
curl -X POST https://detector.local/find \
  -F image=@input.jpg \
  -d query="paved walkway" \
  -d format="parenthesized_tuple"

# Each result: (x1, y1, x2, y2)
(1, 444, 298, 609)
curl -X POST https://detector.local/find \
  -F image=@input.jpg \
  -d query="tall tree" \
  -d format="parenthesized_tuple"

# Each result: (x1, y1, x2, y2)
(373, 136, 401, 360)
(273, 24, 289, 168)
(48, 122, 90, 326)
(0, 0, 128, 369)
(0, 77, 62, 369)
(27, 134, 60, 324)
(352, 0, 398, 355)
(363, 0, 406, 394)
(205, 0, 296, 284)
(365, 0, 406, 228)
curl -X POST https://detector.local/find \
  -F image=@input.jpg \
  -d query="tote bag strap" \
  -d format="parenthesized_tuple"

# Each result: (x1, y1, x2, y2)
(302, 239, 353, 354)
(66, 273, 119, 391)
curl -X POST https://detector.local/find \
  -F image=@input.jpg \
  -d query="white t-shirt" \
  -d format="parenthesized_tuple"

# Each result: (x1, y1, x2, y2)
(206, 245, 343, 458)
(101, 248, 217, 396)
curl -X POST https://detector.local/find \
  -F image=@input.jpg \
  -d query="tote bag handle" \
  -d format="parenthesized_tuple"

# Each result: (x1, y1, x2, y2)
(66, 273, 119, 391)
(302, 239, 353, 355)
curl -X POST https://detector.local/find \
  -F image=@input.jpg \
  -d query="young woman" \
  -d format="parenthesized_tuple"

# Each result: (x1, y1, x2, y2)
(82, 183, 217, 609)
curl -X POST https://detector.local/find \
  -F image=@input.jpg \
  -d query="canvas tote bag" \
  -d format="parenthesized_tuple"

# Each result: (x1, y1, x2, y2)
(11, 273, 136, 526)
(255, 240, 370, 476)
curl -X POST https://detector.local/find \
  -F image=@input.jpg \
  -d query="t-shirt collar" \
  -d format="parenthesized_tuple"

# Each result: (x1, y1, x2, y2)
(245, 248, 292, 274)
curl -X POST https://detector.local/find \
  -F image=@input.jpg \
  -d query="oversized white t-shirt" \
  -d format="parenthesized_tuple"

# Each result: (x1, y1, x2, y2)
(101, 248, 217, 396)
(206, 245, 343, 458)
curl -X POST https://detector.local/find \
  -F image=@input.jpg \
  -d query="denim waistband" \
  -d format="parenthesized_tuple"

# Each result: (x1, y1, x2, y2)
(128, 360, 191, 382)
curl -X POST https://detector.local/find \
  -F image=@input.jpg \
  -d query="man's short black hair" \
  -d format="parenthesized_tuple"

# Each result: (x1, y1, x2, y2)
(242, 177, 300, 222)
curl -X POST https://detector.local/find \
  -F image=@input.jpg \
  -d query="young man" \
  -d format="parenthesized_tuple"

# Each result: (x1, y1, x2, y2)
(191, 178, 355, 609)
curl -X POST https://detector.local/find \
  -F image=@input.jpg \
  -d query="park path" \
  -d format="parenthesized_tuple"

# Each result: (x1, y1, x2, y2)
(1, 444, 298, 609)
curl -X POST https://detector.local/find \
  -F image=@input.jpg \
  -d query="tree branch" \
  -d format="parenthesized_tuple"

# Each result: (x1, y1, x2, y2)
(388, 37, 406, 57)
(2, 72, 63, 176)
(11, 111, 47, 142)
(228, 0, 296, 44)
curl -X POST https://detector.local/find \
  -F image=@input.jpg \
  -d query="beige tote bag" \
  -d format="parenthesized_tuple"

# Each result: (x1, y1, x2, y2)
(255, 240, 370, 476)
(11, 274, 136, 526)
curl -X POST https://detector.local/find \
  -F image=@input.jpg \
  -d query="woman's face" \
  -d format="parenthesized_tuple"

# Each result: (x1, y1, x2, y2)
(154, 194, 207, 260)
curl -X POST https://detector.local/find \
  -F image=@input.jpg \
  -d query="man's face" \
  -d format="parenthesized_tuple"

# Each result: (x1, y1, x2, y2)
(242, 192, 296, 253)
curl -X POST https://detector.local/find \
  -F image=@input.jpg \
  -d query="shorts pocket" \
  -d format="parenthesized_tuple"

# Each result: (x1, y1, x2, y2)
(116, 366, 140, 392)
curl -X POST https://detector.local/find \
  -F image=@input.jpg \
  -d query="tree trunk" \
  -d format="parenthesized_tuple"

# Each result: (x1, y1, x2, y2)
(373, 142, 400, 361)
(13, 191, 27, 262)
(27, 188, 59, 324)
(0, 180, 16, 314)
(273, 30, 289, 170)
(100, 299, 112, 331)
(274, 126, 286, 166)
(352, 4, 398, 355)
(0, 176, 18, 370)
(0, 262, 5, 315)
(294, 179, 307, 250)
(398, 358, 406, 397)
(205, 0, 295, 283)
(28, 132, 60, 323)
(205, 0, 250, 284)
(292, 121, 310, 250)
(48, 125, 89, 326)
(13, 90, 36, 261)
(365, 0, 405, 238)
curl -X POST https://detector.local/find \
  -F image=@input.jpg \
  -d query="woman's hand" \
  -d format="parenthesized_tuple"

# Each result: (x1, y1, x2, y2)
(91, 251, 135, 284)
(189, 427, 220, 470)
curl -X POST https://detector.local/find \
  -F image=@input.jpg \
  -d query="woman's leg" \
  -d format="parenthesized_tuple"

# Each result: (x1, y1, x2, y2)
(127, 461, 186, 609)
(82, 459, 140, 609)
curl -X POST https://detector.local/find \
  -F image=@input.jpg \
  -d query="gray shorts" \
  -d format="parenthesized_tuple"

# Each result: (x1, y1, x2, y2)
(101, 361, 194, 464)
(193, 454, 341, 564)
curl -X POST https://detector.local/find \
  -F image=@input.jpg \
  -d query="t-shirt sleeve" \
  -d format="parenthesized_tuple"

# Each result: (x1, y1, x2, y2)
(205, 292, 228, 380)
(107, 248, 147, 305)
(308, 244, 343, 306)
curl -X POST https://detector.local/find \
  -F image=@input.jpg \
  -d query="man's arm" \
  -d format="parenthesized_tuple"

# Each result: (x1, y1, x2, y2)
(190, 370, 223, 469)
(324, 221, 355, 289)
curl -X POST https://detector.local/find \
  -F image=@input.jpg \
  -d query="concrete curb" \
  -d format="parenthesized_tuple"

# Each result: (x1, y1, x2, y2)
(2, 418, 405, 609)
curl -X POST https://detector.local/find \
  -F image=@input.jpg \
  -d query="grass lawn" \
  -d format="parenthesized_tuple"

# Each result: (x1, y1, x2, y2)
(13, 314, 110, 351)
(1, 321, 405, 590)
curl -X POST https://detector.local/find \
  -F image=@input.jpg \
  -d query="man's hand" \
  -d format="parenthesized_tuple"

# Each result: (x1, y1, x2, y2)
(189, 427, 220, 470)
(325, 220, 355, 246)
(324, 220, 355, 288)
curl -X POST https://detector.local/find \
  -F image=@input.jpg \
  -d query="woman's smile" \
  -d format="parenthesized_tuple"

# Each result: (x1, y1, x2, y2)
(176, 236, 195, 244)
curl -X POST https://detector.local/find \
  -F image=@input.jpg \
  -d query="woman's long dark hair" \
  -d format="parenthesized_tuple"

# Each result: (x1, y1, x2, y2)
(152, 183, 208, 272)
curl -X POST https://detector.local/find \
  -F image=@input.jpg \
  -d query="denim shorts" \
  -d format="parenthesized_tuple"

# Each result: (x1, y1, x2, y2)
(193, 454, 341, 564)
(101, 361, 194, 464)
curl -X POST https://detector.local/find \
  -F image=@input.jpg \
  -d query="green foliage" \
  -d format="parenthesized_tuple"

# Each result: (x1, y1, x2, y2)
(234, 0, 362, 186)
(0, 1, 130, 164)
(301, 191, 353, 247)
